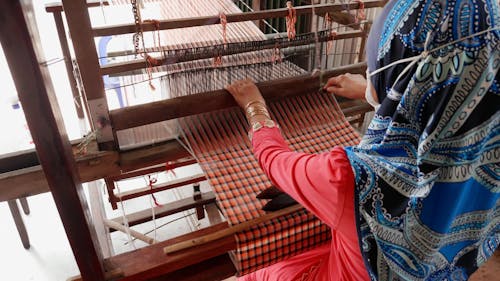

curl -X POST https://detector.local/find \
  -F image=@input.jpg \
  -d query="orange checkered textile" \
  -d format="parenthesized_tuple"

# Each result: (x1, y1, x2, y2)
(180, 91, 360, 275)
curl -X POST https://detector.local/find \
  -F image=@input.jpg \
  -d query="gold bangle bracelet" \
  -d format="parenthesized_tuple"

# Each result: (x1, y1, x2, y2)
(244, 100, 266, 110)
(246, 104, 268, 116)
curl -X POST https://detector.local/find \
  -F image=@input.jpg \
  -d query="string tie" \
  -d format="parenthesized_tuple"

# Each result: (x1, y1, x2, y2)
(220, 12, 228, 46)
(145, 55, 160, 90)
(285, 1, 297, 40)
(327, 31, 337, 54)
(355, 0, 366, 23)
(147, 175, 162, 207)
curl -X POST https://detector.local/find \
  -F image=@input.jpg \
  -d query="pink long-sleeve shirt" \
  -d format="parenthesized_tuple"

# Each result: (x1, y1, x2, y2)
(239, 127, 369, 281)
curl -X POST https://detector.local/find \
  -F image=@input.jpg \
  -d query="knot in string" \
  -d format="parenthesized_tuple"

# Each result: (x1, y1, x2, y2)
(285, 1, 297, 40)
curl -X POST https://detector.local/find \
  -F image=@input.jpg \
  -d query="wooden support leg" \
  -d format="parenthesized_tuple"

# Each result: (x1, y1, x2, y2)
(8, 200, 30, 249)
(19, 197, 30, 215)
(105, 178, 118, 210)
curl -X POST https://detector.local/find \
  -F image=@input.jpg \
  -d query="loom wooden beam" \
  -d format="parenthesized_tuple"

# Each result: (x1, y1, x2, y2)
(62, 0, 115, 148)
(104, 222, 236, 280)
(116, 174, 207, 202)
(0, 139, 188, 202)
(110, 62, 367, 131)
(0, 1, 106, 280)
(109, 191, 216, 231)
(92, 0, 387, 37)
(45, 0, 109, 13)
(100, 29, 364, 76)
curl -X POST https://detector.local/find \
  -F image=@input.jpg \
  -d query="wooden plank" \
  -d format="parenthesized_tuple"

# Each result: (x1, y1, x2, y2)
(100, 29, 364, 76)
(92, 0, 387, 36)
(110, 191, 216, 229)
(45, 0, 109, 13)
(110, 62, 367, 130)
(0, 1, 106, 279)
(116, 174, 206, 201)
(0, 150, 39, 173)
(104, 222, 236, 280)
(108, 157, 197, 181)
(0, 139, 187, 202)
(105, 219, 158, 244)
(61, 0, 114, 146)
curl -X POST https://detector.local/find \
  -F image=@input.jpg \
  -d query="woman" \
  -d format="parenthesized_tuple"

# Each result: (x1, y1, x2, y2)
(226, 0, 500, 280)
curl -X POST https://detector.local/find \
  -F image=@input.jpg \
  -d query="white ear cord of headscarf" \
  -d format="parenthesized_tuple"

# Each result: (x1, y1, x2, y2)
(364, 27, 499, 108)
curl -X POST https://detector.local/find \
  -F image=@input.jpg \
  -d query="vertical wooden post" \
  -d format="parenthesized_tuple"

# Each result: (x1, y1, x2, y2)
(50, 10, 89, 126)
(0, 2, 106, 280)
(61, 0, 115, 149)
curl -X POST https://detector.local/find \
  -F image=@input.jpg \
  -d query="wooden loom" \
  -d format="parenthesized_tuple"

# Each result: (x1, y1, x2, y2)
(0, 0, 387, 280)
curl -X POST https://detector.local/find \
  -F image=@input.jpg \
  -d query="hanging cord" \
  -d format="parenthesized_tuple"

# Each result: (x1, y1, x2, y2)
(214, 12, 228, 67)
(144, 173, 161, 243)
(99, 0, 107, 24)
(114, 181, 137, 250)
(354, 0, 366, 24)
(125, 211, 196, 245)
(146, 174, 162, 207)
(368, 27, 500, 79)
(156, 120, 202, 231)
(285, 1, 297, 40)
(324, 13, 338, 54)
(131, 1, 161, 90)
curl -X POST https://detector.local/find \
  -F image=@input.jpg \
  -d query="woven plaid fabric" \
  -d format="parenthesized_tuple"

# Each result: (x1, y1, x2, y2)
(180, 91, 360, 275)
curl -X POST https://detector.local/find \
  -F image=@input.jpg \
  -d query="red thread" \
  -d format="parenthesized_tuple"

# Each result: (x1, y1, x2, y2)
(144, 19, 161, 47)
(220, 13, 228, 45)
(285, 1, 297, 40)
(145, 55, 160, 90)
(141, 19, 162, 91)
(324, 13, 336, 54)
(327, 31, 337, 54)
(213, 12, 228, 67)
(147, 175, 162, 207)
(165, 162, 177, 177)
(355, 0, 366, 23)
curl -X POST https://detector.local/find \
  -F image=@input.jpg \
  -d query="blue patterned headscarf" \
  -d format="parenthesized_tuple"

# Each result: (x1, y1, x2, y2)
(345, 0, 499, 280)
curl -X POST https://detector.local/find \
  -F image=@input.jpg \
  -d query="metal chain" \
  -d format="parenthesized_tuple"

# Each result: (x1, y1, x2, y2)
(131, 0, 143, 57)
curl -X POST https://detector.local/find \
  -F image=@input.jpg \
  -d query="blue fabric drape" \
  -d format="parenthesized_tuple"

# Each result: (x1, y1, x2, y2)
(346, 0, 500, 280)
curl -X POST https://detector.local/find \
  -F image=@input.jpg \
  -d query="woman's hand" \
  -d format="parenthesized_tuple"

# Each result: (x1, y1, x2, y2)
(323, 73, 367, 101)
(226, 79, 265, 108)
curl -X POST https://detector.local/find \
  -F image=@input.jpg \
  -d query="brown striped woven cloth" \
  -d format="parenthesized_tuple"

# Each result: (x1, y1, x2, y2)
(180, 91, 360, 275)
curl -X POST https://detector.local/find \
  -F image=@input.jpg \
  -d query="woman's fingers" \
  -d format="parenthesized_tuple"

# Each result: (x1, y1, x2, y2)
(325, 86, 347, 97)
(226, 79, 264, 109)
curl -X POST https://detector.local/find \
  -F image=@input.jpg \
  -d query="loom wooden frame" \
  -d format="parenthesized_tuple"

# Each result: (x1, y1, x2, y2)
(0, 1, 378, 280)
